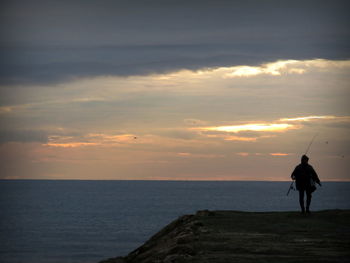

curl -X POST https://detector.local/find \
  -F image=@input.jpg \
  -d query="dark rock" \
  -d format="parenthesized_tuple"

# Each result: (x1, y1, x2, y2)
(99, 210, 350, 263)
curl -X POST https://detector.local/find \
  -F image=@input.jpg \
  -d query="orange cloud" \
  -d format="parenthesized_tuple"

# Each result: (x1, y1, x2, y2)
(269, 153, 290, 156)
(237, 152, 249, 156)
(203, 134, 259, 142)
(193, 115, 350, 140)
(45, 142, 99, 148)
(86, 133, 137, 143)
(224, 136, 258, 142)
(279, 115, 337, 122)
(195, 123, 297, 133)
(44, 133, 138, 148)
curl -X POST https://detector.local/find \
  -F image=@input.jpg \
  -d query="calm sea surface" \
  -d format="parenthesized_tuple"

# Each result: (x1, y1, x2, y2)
(1, 180, 349, 263)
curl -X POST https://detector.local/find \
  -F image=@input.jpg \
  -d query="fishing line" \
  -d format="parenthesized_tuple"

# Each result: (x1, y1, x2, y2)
(304, 133, 319, 155)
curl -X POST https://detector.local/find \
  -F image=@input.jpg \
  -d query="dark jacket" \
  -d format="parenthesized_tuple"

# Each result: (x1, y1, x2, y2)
(291, 163, 320, 191)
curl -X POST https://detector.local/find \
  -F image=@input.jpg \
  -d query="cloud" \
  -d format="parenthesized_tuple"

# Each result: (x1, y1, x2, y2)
(198, 123, 297, 133)
(224, 59, 350, 78)
(193, 115, 350, 141)
(2, 58, 348, 110)
(2, 48, 350, 86)
(225, 60, 303, 77)
(155, 129, 199, 140)
(279, 115, 350, 122)
(34, 114, 346, 150)
(236, 152, 292, 157)
(45, 142, 98, 148)
(1, 59, 349, 145)
(1, 1, 350, 181)
(224, 135, 275, 142)
(1, 0, 349, 84)
(183, 118, 208, 126)
(44, 133, 138, 148)
(269, 153, 290, 156)
(0, 130, 48, 143)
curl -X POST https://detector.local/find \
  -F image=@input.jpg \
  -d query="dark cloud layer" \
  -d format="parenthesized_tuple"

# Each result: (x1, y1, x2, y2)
(0, 130, 48, 143)
(1, 0, 349, 84)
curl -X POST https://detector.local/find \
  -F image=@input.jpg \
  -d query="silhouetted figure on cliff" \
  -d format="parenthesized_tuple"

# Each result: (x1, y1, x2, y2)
(291, 155, 321, 214)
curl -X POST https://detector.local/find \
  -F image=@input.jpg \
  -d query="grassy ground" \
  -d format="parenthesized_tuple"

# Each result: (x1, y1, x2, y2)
(100, 210, 350, 263)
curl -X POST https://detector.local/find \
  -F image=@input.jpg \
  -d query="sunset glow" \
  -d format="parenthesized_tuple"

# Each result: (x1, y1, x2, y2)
(196, 123, 296, 133)
(1, 3, 349, 181)
(224, 59, 350, 78)
(279, 116, 337, 122)
(270, 153, 290, 156)
(44, 142, 99, 148)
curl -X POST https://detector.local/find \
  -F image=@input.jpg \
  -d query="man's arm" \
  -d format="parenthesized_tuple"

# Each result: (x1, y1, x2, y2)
(291, 167, 297, 180)
(311, 166, 321, 186)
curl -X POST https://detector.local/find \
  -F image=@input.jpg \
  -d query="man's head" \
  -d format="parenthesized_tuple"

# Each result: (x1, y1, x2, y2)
(301, 154, 309, 164)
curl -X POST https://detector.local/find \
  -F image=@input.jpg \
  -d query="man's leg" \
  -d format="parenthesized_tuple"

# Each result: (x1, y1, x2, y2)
(299, 190, 305, 213)
(306, 190, 312, 213)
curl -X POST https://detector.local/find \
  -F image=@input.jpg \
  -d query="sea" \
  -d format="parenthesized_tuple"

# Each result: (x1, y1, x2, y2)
(1, 180, 349, 263)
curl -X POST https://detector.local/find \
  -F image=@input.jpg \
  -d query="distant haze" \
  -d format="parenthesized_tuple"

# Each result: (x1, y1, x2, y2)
(0, 0, 349, 180)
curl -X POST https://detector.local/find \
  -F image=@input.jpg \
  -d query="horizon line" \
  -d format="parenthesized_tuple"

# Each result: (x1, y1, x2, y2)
(1, 179, 349, 182)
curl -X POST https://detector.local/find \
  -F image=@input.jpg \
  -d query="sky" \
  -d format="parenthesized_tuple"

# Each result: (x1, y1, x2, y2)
(0, 0, 349, 181)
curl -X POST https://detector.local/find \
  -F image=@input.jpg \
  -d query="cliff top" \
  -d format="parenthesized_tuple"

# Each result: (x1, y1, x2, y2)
(100, 210, 350, 263)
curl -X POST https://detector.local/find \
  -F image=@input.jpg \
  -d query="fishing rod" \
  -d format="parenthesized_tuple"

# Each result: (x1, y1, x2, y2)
(304, 133, 319, 155)
(286, 181, 294, 196)
(286, 133, 319, 196)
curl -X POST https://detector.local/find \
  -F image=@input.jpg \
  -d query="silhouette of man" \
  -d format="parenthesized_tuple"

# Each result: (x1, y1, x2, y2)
(291, 155, 321, 213)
